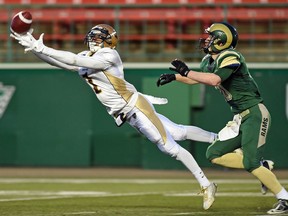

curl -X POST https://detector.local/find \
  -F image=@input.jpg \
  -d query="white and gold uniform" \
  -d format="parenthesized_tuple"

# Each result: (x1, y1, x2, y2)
(31, 43, 215, 183)
(11, 27, 217, 210)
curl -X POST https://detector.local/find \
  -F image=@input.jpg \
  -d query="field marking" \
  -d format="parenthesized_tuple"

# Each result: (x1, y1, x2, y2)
(0, 178, 284, 203)
(0, 178, 287, 184)
(0, 191, 161, 202)
(170, 211, 274, 216)
(164, 192, 274, 197)
(63, 212, 96, 215)
(0, 190, 275, 203)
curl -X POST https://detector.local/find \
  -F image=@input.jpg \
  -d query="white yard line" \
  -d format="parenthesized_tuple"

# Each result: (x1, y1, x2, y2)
(0, 191, 161, 202)
(63, 212, 96, 215)
(0, 178, 285, 202)
(0, 178, 287, 184)
(0, 190, 275, 202)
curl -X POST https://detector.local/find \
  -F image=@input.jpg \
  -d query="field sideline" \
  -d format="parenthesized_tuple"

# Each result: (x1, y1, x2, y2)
(0, 167, 287, 216)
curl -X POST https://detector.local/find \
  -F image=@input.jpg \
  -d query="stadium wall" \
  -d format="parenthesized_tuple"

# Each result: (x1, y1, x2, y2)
(0, 63, 287, 169)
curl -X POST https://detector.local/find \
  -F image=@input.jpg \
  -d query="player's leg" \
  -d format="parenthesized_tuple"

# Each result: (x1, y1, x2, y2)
(206, 135, 244, 169)
(157, 113, 217, 143)
(127, 96, 216, 209)
(127, 107, 211, 187)
(240, 104, 288, 214)
(128, 110, 217, 210)
(260, 159, 274, 195)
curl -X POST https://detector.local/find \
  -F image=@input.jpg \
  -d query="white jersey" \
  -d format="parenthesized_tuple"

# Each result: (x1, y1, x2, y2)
(33, 44, 216, 145)
(77, 48, 138, 116)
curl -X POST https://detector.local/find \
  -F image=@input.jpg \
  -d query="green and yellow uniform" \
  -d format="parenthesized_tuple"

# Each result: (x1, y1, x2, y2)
(202, 49, 270, 172)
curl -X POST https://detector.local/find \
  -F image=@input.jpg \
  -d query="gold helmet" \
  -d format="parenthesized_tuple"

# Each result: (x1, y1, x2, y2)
(199, 22, 238, 54)
(84, 24, 118, 52)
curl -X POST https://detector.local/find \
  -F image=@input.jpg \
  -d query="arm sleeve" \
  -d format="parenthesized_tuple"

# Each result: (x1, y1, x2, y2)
(42, 46, 108, 70)
(214, 67, 235, 81)
(32, 51, 79, 71)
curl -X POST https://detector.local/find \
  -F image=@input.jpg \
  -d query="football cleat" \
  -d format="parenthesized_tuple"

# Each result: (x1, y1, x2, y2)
(201, 182, 217, 210)
(260, 159, 274, 195)
(267, 199, 288, 214)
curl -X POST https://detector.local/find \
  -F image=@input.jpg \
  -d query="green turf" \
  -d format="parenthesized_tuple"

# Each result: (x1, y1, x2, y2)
(0, 177, 285, 216)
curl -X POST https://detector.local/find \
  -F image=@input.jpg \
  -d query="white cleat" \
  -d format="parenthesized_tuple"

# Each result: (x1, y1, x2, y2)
(202, 182, 217, 210)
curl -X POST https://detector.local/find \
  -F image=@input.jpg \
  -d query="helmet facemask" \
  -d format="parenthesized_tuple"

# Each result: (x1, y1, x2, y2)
(198, 35, 216, 54)
(84, 24, 118, 53)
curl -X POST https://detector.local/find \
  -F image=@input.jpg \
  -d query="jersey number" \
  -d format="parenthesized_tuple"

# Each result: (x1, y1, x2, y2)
(82, 73, 102, 94)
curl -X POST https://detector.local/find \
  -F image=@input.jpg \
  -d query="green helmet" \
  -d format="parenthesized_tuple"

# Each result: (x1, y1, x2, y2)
(202, 22, 238, 54)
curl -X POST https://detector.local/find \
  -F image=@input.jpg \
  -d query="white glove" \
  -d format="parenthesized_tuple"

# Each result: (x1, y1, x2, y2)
(10, 30, 34, 53)
(10, 31, 45, 53)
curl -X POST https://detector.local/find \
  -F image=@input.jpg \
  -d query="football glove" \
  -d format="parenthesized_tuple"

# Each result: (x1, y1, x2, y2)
(10, 29, 35, 53)
(156, 74, 176, 87)
(11, 31, 45, 53)
(169, 59, 190, 77)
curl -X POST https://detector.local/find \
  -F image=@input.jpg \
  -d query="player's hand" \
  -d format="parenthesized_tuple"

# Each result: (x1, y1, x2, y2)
(169, 59, 190, 77)
(156, 74, 176, 87)
(24, 32, 45, 53)
(10, 30, 36, 53)
(11, 31, 45, 53)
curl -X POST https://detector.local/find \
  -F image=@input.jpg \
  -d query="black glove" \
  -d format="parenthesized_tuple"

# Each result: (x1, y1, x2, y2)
(169, 59, 190, 77)
(156, 74, 176, 87)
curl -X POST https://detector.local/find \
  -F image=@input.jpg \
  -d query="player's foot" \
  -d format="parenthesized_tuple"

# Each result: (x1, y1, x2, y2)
(267, 199, 288, 214)
(201, 182, 217, 210)
(260, 159, 274, 195)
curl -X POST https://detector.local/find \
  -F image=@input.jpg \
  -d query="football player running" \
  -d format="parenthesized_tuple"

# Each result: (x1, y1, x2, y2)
(157, 22, 288, 214)
(11, 24, 217, 210)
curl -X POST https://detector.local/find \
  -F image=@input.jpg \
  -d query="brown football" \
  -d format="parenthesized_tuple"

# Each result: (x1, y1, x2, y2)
(10, 11, 32, 34)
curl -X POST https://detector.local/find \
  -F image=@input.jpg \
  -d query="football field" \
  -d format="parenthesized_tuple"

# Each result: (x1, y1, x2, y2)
(0, 168, 287, 216)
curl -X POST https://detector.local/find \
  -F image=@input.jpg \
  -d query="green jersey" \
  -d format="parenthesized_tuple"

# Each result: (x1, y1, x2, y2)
(200, 49, 263, 114)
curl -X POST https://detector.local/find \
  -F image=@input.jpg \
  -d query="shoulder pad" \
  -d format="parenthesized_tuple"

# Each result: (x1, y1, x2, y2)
(216, 50, 240, 68)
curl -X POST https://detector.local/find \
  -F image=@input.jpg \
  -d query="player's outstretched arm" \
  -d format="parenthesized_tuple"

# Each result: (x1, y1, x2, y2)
(157, 73, 199, 87)
(12, 32, 106, 70)
(170, 59, 221, 86)
(11, 32, 78, 71)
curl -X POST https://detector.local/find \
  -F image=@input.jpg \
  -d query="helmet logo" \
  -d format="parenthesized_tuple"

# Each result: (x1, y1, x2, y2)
(201, 22, 238, 54)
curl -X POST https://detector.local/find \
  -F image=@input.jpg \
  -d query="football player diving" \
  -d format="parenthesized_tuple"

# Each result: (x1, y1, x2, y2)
(11, 24, 218, 210)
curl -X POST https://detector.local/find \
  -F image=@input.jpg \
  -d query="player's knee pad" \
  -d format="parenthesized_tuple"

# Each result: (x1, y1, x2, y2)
(157, 142, 180, 158)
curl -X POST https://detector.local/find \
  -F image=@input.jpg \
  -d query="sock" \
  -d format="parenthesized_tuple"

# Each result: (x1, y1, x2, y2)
(185, 126, 217, 143)
(276, 188, 288, 200)
(252, 166, 283, 195)
(212, 152, 244, 169)
(176, 146, 210, 187)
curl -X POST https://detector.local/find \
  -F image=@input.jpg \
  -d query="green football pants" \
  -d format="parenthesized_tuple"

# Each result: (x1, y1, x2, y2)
(206, 103, 271, 172)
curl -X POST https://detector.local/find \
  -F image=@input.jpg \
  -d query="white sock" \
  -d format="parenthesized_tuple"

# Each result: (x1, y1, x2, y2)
(276, 187, 288, 200)
(185, 126, 217, 143)
(192, 168, 211, 188)
(176, 146, 210, 187)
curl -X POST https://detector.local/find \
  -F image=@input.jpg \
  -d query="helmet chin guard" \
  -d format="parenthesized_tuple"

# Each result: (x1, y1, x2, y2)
(88, 42, 103, 53)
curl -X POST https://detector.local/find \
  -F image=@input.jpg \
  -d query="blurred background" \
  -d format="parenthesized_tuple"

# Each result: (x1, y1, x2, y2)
(0, 0, 287, 170)
(1, 0, 288, 63)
